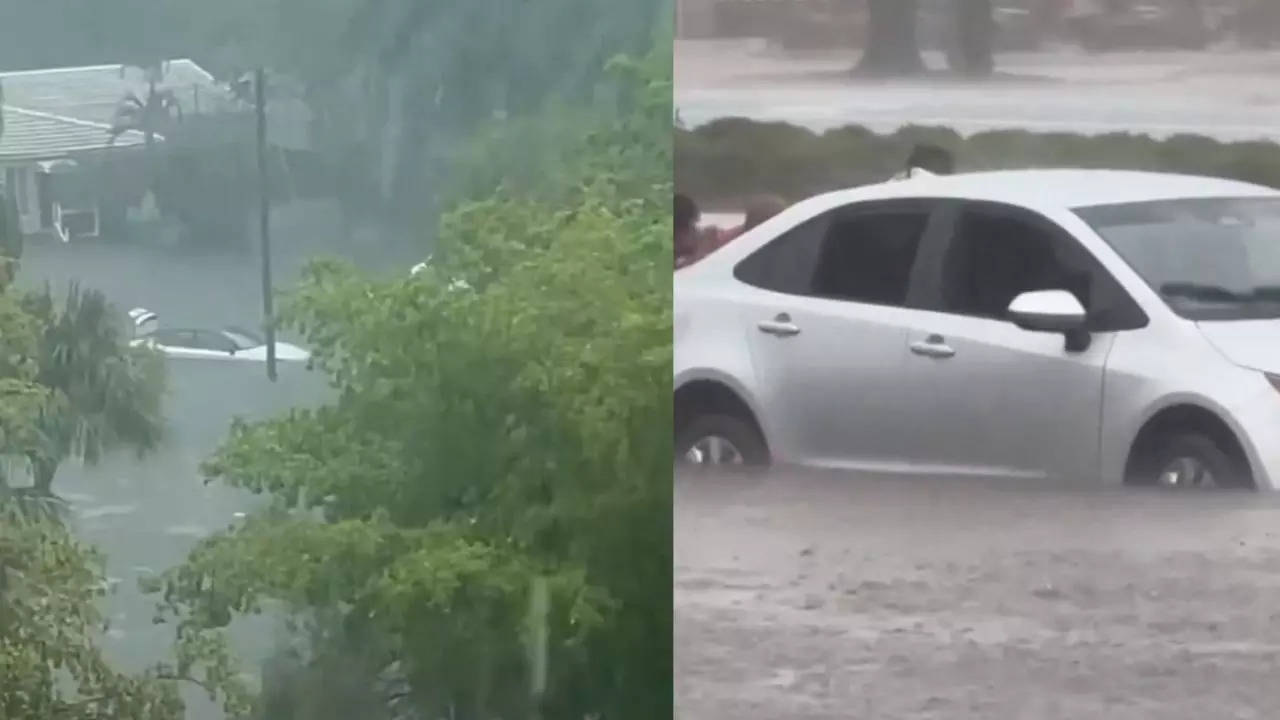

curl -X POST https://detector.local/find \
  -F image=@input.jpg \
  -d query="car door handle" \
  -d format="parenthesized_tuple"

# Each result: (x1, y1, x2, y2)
(758, 315, 801, 338)
(910, 335, 956, 359)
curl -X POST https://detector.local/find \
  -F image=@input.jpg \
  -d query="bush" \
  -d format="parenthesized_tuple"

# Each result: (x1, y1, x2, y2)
(676, 118, 1280, 208)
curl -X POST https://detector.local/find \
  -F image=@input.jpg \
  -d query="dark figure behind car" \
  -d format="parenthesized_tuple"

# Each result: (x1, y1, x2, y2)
(901, 143, 956, 178)
(675, 193, 701, 269)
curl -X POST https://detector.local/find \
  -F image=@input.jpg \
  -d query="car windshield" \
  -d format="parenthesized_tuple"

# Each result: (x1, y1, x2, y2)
(1076, 197, 1280, 320)
(222, 326, 264, 350)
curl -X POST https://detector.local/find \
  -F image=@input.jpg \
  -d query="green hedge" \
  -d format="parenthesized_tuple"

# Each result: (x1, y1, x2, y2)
(675, 118, 1280, 209)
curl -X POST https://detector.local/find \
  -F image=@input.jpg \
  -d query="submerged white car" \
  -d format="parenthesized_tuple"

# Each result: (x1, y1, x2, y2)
(676, 169, 1280, 490)
(128, 308, 309, 362)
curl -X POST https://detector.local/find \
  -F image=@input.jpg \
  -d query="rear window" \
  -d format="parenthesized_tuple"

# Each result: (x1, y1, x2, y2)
(735, 208, 929, 308)
(223, 327, 264, 349)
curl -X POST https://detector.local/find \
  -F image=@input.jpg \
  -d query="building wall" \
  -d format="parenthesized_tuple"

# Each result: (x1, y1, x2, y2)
(2, 164, 42, 235)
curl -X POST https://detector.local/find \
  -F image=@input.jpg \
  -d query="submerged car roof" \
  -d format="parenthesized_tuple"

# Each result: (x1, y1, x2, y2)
(801, 169, 1279, 215)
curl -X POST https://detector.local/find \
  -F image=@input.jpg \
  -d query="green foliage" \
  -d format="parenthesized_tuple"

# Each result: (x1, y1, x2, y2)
(151, 46, 672, 719)
(0, 508, 186, 719)
(0, 504, 252, 719)
(0, 264, 203, 719)
(19, 282, 166, 495)
(676, 119, 1280, 207)
(446, 108, 607, 208)
(0, 294, 50, 475)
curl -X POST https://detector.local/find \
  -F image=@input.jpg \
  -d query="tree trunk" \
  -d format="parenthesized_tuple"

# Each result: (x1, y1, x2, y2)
(31, 458, 56, 496)
(856, 0, 925, 77)
(949, 0, 996, 77)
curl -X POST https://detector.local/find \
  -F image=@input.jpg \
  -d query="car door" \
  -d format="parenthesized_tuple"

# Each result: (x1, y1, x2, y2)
(899, 200, 1147, 483)
(733, 198, 947, 470)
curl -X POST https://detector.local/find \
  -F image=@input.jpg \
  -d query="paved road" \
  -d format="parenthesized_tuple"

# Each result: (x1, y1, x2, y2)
(676, 467, 1280, 720)
(676, 41, 1280, 141)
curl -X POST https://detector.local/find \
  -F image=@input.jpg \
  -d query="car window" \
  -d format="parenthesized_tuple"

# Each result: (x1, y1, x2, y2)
(193, 330, 239, 353)
(809, 211, 928, 305)
(150, 329, 196, 347)
(1077, 197, 1280, 321)
(734, 204, 931, 307)
(733, 215, 827, 295)
(931, 203, 1146, 331)
(223, 327, 264, 350)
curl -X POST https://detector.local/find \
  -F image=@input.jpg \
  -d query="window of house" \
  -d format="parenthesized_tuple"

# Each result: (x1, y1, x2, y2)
(734, 205, 931, 307)
(934, 205, 1146, 331)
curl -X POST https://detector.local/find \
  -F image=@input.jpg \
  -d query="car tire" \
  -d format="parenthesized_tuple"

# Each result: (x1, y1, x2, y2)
(1143, 432, 1249, 490)
(675, 414, 770, 468)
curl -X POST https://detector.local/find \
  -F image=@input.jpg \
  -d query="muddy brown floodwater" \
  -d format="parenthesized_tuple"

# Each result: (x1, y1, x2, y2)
(675, 468, 1280, 720)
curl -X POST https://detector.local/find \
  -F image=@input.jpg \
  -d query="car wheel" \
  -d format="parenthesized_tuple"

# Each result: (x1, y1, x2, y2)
(675, 414, 769, 468)
(1145, 432, 1247, 489)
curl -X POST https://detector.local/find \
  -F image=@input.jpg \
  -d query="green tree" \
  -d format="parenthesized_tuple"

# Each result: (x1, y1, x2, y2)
(108, 62, 184, 147)
(18, 282, 166, 498)
(149, 46, 672, 720)
(0, 494, 251, 718)
(0, 509, 184, 719)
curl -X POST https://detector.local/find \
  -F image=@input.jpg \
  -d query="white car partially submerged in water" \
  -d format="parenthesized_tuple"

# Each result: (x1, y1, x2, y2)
(677, 169, 1280, 491)
(127, 308, 309, 362)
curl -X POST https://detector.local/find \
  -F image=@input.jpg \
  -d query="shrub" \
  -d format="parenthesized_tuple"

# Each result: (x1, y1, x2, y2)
(676, 119, 1280, 208)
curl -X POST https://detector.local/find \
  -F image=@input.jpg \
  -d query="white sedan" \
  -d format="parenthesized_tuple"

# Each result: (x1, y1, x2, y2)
(128, 308, 309, 362)
(677, 168, 1280, 491)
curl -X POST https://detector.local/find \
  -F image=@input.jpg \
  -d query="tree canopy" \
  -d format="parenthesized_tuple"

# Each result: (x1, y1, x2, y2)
(147, 44, 673, 719)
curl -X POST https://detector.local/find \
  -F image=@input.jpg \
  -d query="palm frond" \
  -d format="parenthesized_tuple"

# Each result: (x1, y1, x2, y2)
(0, 487, 69, 524)
(24, 282, 167, 489)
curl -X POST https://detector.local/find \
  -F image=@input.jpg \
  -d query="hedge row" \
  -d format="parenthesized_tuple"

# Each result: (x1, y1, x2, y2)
(675, 118, 1280, 209)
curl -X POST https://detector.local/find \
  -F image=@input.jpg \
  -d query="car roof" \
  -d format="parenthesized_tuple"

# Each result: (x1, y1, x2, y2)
(676, 169, 1280, 280)
(798, 169, 1279, 215)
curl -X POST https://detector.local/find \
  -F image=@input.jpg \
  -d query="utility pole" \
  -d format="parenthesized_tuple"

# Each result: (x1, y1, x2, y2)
(255, 67, 277, 381)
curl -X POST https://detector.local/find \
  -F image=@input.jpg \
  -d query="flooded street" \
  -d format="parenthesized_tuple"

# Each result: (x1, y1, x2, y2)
(676, 40, 1280, 141)
(13, 201, 420, 718)
(676, 468, 1280, 720)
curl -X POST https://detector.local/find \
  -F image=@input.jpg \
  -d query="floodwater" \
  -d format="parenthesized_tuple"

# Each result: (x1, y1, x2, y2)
(676, 40, 1280, 141)
(674, 37, 1280, 720)
(676, 467, 1280, 720)
(17, 199, 422, 718)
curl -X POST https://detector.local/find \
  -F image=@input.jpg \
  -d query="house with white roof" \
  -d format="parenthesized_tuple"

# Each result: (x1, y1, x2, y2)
(0, 59, 231, 241)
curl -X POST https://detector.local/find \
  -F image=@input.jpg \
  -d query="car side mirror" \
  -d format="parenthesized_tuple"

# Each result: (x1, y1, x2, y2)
(1007, 289, 1087, 333)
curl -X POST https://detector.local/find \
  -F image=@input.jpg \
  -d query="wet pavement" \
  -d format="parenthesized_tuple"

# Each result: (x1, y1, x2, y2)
(675, 467, 1280, 720)
(676, 41, 1280, 141)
